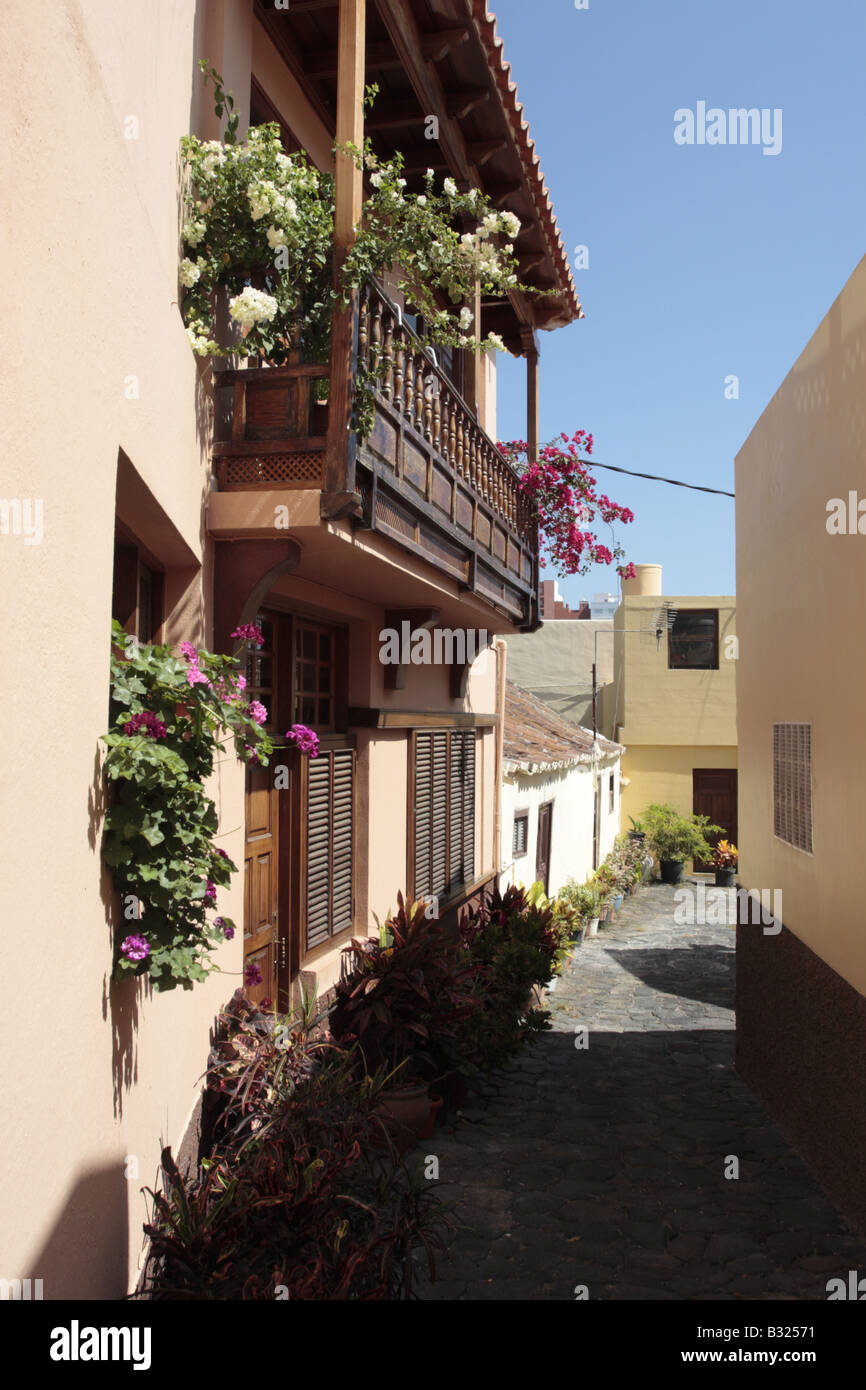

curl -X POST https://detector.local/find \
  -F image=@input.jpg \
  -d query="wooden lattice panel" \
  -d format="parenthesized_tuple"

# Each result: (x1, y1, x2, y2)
(222, 451, 324, 490)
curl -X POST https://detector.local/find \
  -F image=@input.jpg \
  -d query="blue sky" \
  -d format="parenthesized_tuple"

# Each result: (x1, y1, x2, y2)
(493, 0, 866, 602)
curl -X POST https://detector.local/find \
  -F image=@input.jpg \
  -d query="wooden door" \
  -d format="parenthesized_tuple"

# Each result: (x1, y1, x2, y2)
(244, 766, 281, 1008)
(692, 768, 738, 873)
(536, 801, 553, 896)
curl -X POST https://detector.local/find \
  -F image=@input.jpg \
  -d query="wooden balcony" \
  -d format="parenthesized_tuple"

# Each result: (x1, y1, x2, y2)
(211, 279, 539, 626)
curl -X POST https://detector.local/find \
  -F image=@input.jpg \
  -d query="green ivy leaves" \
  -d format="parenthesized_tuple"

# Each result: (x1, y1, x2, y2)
(103, 621, 270, 991)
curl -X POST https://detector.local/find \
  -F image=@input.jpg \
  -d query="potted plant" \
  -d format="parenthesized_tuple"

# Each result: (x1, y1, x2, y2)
(641, 803, 722, 885)
(628, 816, 646, 843)
(712, 840, 738, 887)
(330, 895, 475, 1150)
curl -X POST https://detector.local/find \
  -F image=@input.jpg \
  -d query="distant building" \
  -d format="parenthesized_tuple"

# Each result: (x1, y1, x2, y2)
(590, 592, 619, 621)
(506, 618, 614, 729)
(501, 681, 623, 897)
(600, 565, 738, 862)
(539, 579, 589, 620)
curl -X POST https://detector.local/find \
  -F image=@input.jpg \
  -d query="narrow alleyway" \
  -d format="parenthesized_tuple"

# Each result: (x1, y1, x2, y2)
(422, 883, 866, 1300)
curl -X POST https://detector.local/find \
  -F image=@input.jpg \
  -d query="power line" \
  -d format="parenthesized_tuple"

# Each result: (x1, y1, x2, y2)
(581, 459, 735, 498)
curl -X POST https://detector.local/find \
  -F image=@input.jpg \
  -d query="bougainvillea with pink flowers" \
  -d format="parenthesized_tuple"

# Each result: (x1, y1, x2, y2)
(286, 723, 320, 758)
(103, 620, 273, 991)
(499, 431, 636, 581)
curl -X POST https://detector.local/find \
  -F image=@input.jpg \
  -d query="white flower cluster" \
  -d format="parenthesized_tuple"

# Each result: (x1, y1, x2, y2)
(247, 180, 281, 221)
(500, 210, 521, 239)
(487, 332, 506, 352)
(186, 324, 222, 356)
(459, 306, 474, 330)
(198, 141, 227, 181)
(229, 287, 278, 328)
(179, 257, 203, 288)
(183, 218, 207, 247)
(266, 225, 288, 249)
(443, 177, 458, 197)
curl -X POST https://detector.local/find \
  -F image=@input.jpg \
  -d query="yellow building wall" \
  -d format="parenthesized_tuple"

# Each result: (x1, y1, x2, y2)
(735, 252, 866, 996)
(621, 745, 739, 833)
(612, 595, 738, 747)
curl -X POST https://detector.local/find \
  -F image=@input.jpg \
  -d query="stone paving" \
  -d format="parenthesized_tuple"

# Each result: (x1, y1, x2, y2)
(421, 881, 866, 1301)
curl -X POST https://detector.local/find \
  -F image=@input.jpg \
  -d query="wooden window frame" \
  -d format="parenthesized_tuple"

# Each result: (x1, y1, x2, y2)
(512, 809, 529, 860)
(409, 729, 476, 906)
(668, 608, 719, 670)
(246, 608, 348, 735)
(112, 520, 164, 645)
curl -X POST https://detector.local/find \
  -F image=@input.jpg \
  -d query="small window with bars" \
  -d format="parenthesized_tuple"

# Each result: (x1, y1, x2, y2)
(413, 730, 475, 901)
(608, 773, 615, 814)
(305, 746, 355, 952)
(773, 723, 813, 853)
(512, 812, 529, 859)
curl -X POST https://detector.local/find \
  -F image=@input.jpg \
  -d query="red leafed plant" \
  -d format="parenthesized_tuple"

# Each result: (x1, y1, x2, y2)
(331, 894, 477, 1080)
(499, 431, 635, 580)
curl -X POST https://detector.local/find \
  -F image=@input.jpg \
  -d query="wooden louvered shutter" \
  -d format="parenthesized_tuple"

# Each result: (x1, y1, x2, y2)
(306, 747, 354, 952)
(414, 729, 475, 900)
(414, 732, 433, 901)
(461, 731, 475, 885)
(431, 731, 448, 896)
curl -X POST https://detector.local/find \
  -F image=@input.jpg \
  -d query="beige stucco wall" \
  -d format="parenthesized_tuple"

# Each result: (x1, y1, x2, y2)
(735, 252, 866, 996)
(505, 620, 614, 730)
(0, 0, 253, 1299)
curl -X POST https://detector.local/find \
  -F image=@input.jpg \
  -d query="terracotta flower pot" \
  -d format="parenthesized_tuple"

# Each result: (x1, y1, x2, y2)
(376, 1083, 434, 1153)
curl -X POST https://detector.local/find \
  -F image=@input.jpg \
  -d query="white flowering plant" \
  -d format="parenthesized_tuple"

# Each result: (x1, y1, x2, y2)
(180, 66, 542, 423)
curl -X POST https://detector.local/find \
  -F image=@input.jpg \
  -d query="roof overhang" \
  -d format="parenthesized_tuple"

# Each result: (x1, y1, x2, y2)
(254, 0, 583, 354)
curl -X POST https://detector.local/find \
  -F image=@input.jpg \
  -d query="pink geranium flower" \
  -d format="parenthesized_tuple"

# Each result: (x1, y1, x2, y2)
(286, 724, 320, 758)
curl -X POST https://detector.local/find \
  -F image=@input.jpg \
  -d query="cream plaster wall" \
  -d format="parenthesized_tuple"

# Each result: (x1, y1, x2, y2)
(500, 755, 621, 899)
(735, 252, 866, 995)
(0, 0, 259, 1298)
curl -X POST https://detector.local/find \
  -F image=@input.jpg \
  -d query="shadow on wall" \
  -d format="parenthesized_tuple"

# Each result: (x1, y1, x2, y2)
(24, 1162, 130, 1300)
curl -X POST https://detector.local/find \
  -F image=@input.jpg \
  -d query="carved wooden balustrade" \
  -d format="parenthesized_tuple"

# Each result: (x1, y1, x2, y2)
(355, 279, 537, 622)
(210, 280, 539, 624)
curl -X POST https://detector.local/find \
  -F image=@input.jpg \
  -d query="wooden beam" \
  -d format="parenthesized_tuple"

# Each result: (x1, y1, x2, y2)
(446, 87, 491, 119)
(467, 140, 502, 166)
(348, 708, 499, 729)
(325, 0, 365, 496)
(522, 327, 539, 465)
(420, 26, 470, 61)
(305, 39, 400, 79)
(279, 0, 339, 12)
(365, 98, 426, 131)
(401, 148, 452, 171)
(485, 180, 523, 206)
(374, 1, 475, 183)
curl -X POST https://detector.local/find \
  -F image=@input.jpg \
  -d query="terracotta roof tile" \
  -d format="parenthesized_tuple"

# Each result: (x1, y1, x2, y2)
(503, 680, 623, 771)
(467, 1, 584, 325)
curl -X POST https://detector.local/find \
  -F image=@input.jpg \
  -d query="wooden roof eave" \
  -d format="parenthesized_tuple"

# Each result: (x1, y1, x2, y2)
(253, 0, 580, 340)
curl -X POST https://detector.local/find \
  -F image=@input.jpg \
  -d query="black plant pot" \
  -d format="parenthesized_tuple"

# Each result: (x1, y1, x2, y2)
(660, 858, 685, 885)
(628, 831, 646, 843)
(714, 868, 735, 887)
